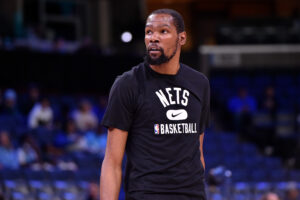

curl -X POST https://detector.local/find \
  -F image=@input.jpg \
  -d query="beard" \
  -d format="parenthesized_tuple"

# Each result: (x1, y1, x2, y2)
(144, 40, 178, 65)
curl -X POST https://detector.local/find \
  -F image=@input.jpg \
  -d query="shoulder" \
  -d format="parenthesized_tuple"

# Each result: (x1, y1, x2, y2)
(109, 63, 144, 96)
(180, 63, 209, 86)
(113, 63, 143, 87)
(30, 104, 42, 113)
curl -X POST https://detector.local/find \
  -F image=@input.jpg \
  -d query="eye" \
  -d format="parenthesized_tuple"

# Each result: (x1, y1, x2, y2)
(161, 29, 168, 34)
(145, 29, 152, 34)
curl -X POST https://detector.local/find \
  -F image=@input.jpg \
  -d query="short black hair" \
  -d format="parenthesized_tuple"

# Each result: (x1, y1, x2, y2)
(149, 8, 185, 33)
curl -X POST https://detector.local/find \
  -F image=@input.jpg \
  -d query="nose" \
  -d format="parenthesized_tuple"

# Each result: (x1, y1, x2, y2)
(150, 32, 159, 43)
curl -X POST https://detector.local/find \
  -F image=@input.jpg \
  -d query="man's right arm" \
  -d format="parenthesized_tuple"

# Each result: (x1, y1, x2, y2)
(100, 127, 128, 200)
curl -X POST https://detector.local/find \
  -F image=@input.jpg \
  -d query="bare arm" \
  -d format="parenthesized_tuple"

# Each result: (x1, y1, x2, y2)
(199, 133, 205, 170)
(100, 128, 128, 200)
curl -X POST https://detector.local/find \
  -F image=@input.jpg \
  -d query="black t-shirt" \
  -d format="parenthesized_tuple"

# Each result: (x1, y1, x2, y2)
(101, 62, 210, 200)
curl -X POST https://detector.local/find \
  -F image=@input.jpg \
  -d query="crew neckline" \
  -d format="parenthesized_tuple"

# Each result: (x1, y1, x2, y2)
(144, 62, 183, 79)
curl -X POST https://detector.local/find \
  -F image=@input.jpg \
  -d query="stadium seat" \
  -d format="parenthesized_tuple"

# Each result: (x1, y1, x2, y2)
(253, 182, 272, 195)
(288, 170, 300, 181)
(38, 192, 62, 200)
(231, 169, 249, 182)
(250, 169, 269, 182)
(269, 169, 287, 182)
(11, 192, 35, 200)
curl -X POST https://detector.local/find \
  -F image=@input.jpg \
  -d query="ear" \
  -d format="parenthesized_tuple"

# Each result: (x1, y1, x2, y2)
(178, 31, 187, 46)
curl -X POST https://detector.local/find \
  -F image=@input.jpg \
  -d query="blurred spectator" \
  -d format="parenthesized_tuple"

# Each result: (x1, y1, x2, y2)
(56, 158, 78, 171)
(285, 182, 300, 200)
(54, 37, 67, 53)
(228, 88, 257, 139)
(0, 89, 23, 135)
(228, 88, 257, 114)
(86, 182, 100, 200)
(72, 99, 98, 132)
(78, 125, 107, 155)
(93, 95, 108, 122)
(0, 89, 3, 110)
(0, 89, 21, 117)
(28, 97, 53, 129)
(54, 119, 82, 151)
(261, 192, 281, 200)
(19, 84, 40, 115)
(17, 134, 41, 168)
(255, 86, 278, 149)
(76, 37, 101, 55)
(0, 130, 19, 169)
(260, 86, 277, 118)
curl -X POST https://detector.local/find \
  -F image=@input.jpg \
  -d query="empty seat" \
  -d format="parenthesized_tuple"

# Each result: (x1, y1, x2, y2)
(231, 169, 249, 182)
(24, 169, 51, 193)
(71, 152, 103, 170)
(218, 132, 238, 145)
(253, 75, 273, 87)
(49, 170, 74, 181)
(232, 182, 251, 200)
(11, 192, 35, 200)
(74, 169, 100, 191)
(241, 143, 258, 156)
(205, 155, 224, 170)
(288, 170, 300, 181)
(38, 192, 62, 200)
(263, 157, 282, 169)
(253, 111, 274, 128)
(275, 75, 294, 87)
(269, 169, 287, 182)
(241, 156, 261, 169)
(47, 170, 79, 194)
(63, 192, 86, 200)
(275, 112, 295, 137)
(0, 169, 30, 195)
(250, 169, 269, 182)
(232, 76, 251, 88)
(253, 182, 272, 194)
(24, 169, 48, 181)
(223, 155, 241, 170)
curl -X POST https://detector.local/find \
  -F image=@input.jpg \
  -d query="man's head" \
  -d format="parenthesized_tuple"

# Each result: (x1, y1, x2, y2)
(4, 89, 17, 108)
(144, 9, 186, 65)
(260, 192, 280, 200)
(0, 130, 11, 148)
(150, 9, 185, 34)
(286, 182, 299, 200)
(41, 97, 50, 109)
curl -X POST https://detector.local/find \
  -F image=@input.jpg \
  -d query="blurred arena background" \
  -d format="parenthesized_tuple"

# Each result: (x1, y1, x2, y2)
(0, 0, 300, 199)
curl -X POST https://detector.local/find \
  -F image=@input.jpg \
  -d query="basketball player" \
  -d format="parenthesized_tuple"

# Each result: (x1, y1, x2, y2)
(100, 8, 210, 200)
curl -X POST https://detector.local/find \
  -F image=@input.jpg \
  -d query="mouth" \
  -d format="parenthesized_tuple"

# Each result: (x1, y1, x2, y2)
(148, 46, 163, 55)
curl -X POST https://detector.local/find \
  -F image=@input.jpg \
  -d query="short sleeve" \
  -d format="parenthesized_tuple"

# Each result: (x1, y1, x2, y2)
(101, 75, 136, 131)
(199, 78, 210, 133)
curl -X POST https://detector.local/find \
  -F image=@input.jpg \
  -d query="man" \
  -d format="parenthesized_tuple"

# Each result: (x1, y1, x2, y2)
(100, 8, 210, 200)
(260, 192, 281, 200)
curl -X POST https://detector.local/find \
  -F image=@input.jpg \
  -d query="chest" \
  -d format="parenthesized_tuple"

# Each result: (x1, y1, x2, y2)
(133, 80, 203, 135)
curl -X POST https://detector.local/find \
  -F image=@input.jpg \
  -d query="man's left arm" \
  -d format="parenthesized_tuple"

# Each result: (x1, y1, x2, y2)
(199, 133, 205, 170)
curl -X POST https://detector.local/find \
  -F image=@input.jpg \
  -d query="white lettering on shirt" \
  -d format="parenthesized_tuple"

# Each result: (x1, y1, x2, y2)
(155, 90, 170, 108)
(155, 87, 190, 107)
(181, 90, 190, 106)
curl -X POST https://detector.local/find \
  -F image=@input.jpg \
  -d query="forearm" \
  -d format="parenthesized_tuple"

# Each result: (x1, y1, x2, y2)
(199, 133, 205, 170)
(200, 152, 205, 170)
(100, 158, 123, 200)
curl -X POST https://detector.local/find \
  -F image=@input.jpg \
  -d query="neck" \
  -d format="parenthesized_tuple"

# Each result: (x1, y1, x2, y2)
(150, 51, 181, 75)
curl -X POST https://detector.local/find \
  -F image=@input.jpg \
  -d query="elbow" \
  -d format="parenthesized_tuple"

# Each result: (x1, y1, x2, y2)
(101, 155, 123, 172)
